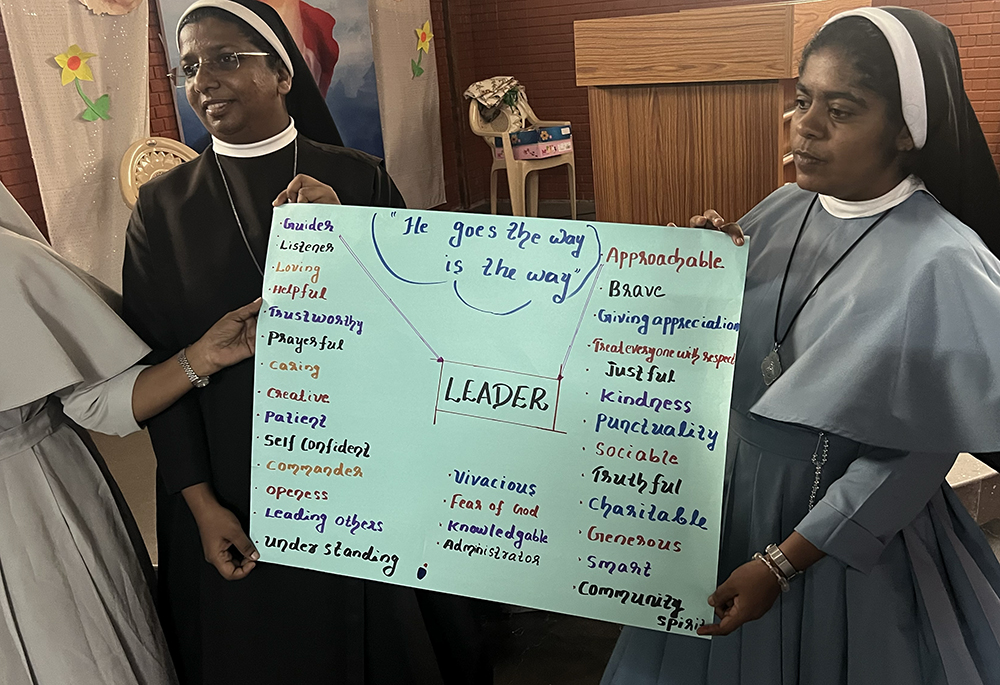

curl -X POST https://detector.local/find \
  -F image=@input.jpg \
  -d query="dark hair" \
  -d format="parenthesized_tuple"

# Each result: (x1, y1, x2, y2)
(801, 16, 904, 126)
(178, 7, 285, 74)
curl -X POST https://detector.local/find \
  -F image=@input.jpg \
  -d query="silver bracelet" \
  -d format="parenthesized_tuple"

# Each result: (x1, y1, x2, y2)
(178, 348, 210, 388)
(765, 543, 800, 580)
(754, 552, 790, 592)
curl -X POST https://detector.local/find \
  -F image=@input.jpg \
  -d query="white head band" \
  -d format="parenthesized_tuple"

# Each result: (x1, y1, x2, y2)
(822, 7, 927, 149)
(177, 0, 294, 78)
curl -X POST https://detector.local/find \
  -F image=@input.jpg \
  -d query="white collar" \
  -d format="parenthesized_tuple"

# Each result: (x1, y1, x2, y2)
(212, 119, 297, 158)
(819, 175, 927, 219)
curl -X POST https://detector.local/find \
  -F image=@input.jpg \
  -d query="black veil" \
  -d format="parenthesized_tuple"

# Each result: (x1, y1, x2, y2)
(882, 7, 1000, 255)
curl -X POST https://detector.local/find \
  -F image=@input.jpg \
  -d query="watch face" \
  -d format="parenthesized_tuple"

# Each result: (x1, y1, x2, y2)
(194, 377, 210, 388)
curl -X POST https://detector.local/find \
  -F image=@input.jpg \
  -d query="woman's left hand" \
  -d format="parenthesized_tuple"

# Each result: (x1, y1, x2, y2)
(185, 299, 262, 376)
(696, 558, 782, 636)
(272, 174, 341, 206)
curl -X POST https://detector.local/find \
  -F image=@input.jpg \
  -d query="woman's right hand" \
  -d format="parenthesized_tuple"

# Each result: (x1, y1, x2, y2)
(182, 483, 259, 580)
(194, 504, 259, 580)
(686, 209, 745, 246)
(184, 299, 261, 378)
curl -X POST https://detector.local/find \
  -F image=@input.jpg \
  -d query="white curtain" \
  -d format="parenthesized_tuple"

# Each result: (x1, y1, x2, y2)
(0, 0, 149, 291)
(370, 0, 446, 209)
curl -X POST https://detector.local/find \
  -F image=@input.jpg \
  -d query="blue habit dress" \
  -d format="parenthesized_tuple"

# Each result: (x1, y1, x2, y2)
(602, 183, 1000, 685)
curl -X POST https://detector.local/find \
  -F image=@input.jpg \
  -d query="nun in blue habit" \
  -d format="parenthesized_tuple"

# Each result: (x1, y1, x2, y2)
(603, 7, 1000, 685)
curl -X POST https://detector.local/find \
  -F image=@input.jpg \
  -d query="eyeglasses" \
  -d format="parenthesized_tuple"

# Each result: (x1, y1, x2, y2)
(173, 52, 271, 85)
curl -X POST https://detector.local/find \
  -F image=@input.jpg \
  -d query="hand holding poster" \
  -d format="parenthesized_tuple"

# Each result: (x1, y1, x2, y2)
(250, 205, 747, 637)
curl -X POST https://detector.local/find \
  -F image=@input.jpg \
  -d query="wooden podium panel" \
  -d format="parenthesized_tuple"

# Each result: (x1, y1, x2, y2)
(589, 81, 782, 226)
(576, 0, 869, 225)
(575, 5, 794, 86)
(575, 0, 863, 87)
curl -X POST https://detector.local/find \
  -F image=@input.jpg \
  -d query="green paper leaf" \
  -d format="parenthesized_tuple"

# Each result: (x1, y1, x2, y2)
(81, 107, 99, 122)
(93, 93, 111, 119)
(411, 59, 424, 78)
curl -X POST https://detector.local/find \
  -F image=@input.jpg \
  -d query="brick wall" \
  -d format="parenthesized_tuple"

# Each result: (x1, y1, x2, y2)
(435, 0, 1000, 205)
(900, 0, 999, 162)
(149, 0, 181, 140)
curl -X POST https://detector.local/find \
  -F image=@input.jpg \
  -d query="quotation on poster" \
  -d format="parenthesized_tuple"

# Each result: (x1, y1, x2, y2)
(249, 204, 748, 637)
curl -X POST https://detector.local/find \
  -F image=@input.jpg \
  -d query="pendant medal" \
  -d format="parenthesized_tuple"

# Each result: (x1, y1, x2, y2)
(761, 347, 782, 385)
(760, 197, 893, 389)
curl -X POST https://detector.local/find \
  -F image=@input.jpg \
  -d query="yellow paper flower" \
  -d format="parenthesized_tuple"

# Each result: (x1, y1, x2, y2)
(55, 45, 96, 85)
(415, 21, 433, 53)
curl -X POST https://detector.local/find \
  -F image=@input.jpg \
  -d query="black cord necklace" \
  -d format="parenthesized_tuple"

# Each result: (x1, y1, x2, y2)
(761, 194, 897, 385)
(214, 138, 299, 277)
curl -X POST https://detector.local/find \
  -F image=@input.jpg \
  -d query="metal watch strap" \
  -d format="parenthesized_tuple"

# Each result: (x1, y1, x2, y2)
(754, 552, 790, 592)
(765, 543, 799, 579)
(178, 348, 210, 388)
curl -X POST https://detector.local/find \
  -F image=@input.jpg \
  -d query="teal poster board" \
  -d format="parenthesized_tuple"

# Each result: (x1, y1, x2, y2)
(250, 205, 748, 637)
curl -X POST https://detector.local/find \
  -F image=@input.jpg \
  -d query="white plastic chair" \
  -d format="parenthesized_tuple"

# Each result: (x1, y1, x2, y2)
(468, 98, 576, 219)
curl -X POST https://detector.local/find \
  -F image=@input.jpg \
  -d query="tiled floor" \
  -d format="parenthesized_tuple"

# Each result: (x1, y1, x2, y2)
(982, 520, 1000, 558)
(91, 429, 157, 560)
(489, 609, 619, 685)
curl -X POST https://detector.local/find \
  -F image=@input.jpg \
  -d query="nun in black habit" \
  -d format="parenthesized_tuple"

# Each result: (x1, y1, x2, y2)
(122, 1, 490, 682)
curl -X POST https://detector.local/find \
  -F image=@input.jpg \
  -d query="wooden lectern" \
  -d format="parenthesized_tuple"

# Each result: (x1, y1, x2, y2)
(574, 0, 869, 225)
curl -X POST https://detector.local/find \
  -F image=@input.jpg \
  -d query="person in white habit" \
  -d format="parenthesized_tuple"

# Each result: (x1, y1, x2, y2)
(0, 181, 261, 684)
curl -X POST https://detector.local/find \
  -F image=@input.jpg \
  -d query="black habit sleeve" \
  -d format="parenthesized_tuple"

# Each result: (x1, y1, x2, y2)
(122, 199, 214, 494)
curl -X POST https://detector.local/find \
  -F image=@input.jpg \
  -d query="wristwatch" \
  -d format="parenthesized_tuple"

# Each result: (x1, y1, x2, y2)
(178, 348, 210, 388)
(765, 543, 800, 579)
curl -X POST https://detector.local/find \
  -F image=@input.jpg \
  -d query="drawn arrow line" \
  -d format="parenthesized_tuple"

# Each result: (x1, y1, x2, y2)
(562, 261, 605, 372)
(339, 234, 442, 360)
